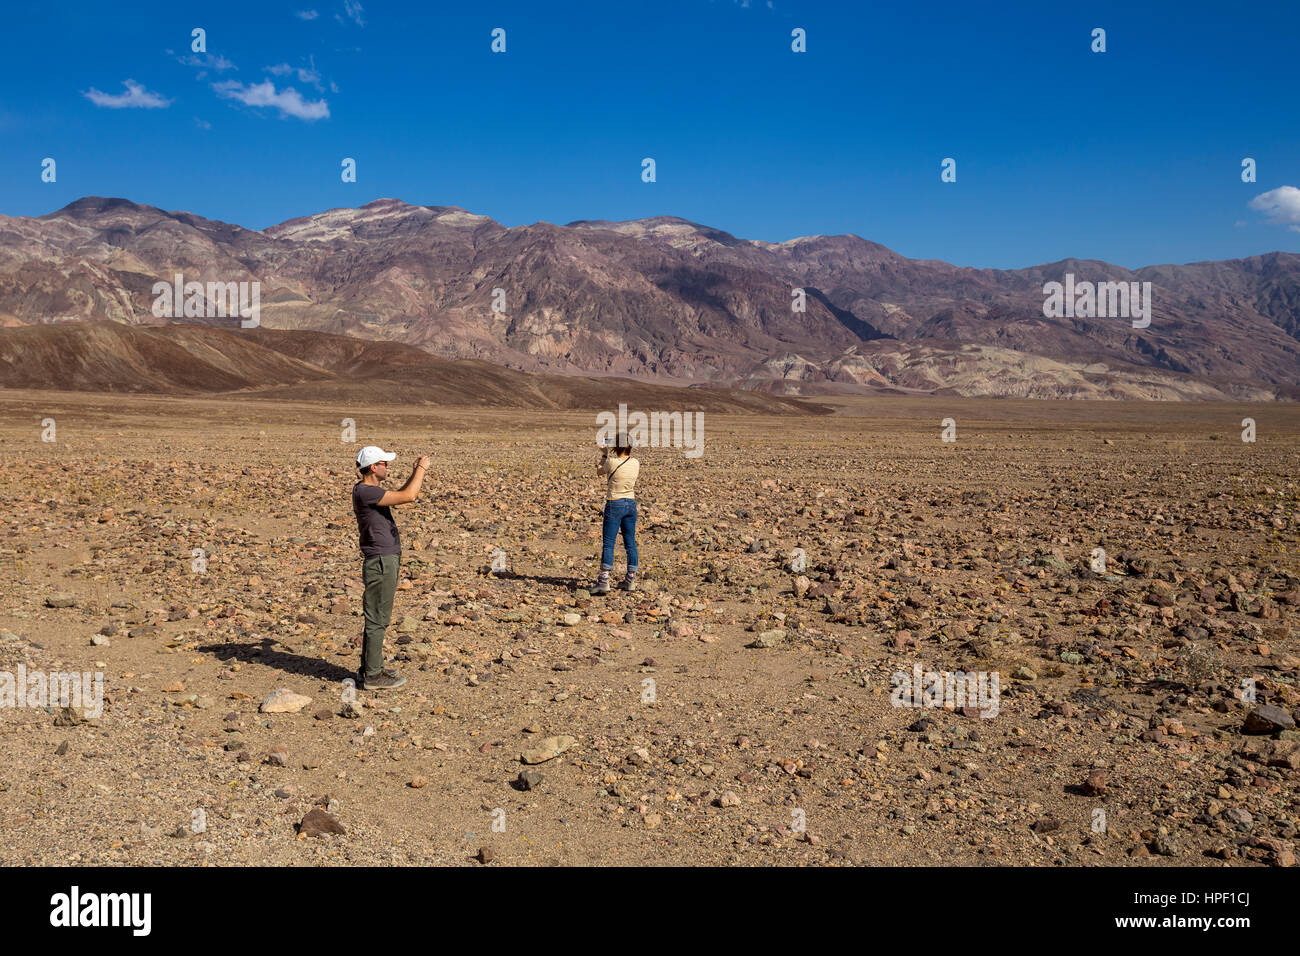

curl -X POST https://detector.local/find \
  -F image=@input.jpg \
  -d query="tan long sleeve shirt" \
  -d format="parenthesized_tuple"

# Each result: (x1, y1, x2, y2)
(599, 455, 639, 501)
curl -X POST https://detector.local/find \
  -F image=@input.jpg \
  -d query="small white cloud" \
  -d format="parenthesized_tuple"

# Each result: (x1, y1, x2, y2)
(295, 9, 319, 19)
(1249, 186, 1300, 231)
(194, 117, 212, 130)
(179, 53, 237, 75)
(83, 80, 172, 109)
(213, 79, 329, 121)
(343, 0, 365, 26)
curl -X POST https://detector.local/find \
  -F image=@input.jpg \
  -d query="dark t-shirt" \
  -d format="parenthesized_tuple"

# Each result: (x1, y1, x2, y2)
(353, 482, 401, 557)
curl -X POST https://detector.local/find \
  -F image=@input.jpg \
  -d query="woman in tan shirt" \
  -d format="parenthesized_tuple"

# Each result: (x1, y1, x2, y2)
(593, 432, 639, 594)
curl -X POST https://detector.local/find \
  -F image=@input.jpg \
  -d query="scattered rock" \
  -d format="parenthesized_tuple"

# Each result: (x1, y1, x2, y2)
(748, 629, 786, 649)
(1152, 834, 1181, 857)
(1081, 770, 1107, 797)
(298, 808, 346, 837)
(260, 688, 312, 714)
(521, 735, 576, 764)
(1243, 705, 1295, 735)
(53, 707, 83, 727)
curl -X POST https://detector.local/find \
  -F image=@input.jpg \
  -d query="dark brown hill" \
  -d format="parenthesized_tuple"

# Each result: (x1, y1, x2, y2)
(0, 323, 830, 413)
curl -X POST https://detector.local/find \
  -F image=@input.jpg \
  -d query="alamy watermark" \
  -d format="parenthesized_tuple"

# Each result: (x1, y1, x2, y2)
(152, 273, 260, 328)
(890, 663, 1000, 718)
(1, 665, 104, 718)
(1043, 274, 1150, 329)
(50, 886, 151, 936)
(596, 403, 703, 458)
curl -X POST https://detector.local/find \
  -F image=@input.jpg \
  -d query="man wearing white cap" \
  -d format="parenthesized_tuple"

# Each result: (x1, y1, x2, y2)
(352, 446, 430, 690)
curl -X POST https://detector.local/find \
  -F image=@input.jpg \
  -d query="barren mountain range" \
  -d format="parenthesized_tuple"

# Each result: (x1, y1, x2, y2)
(1, 196, 1297, 400)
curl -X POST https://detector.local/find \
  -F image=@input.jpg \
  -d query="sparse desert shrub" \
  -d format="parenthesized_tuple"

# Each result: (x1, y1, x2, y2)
(1175, 641, 1222, 682)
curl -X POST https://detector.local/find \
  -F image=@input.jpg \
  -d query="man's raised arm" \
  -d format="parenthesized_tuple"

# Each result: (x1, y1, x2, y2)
(378, 456, 430, 506)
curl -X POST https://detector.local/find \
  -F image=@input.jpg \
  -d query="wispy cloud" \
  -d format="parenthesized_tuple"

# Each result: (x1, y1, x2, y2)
(212, 79, 329, 121)
(341, 0, 364, 26)
(295, 9, 319, 19)
(179, 53, 237, 76)
(194, 117, 212, 130)
(1249, 186, 1300, 233)
(83, 80, 172, 109)
(266, 58, 324, 91)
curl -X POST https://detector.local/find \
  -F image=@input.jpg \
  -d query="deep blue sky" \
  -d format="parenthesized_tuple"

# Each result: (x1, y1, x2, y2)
(1, 0, 1297, 269)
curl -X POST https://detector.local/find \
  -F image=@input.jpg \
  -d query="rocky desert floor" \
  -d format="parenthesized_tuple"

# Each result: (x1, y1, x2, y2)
(1, 391, 1297, 867)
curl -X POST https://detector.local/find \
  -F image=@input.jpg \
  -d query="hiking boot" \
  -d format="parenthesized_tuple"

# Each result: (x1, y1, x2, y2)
(360, 671, 407, 690)
(355, 665, 400, 683)
(618, 574, 637, 592)
(592, 569, 611, 595)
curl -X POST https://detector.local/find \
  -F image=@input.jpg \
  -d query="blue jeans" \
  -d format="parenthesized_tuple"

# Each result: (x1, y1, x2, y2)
(601, 498, 638, 572)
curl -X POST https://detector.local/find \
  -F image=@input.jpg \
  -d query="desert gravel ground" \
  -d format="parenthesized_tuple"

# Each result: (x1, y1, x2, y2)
(0, 392, 1297, 867)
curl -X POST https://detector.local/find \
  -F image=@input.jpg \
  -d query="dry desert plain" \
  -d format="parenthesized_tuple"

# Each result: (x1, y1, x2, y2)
(1, 391, 1298, 867)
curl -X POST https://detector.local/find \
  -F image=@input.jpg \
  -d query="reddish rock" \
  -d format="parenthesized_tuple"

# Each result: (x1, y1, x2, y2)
(298, 808, 346, 837)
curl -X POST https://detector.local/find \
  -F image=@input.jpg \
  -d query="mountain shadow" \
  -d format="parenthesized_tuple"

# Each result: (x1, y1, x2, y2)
(805, 287, 893, 342)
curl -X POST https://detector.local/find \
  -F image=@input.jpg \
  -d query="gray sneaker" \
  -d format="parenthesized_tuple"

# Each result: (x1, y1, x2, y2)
(618, 577, 637, 592)
(360, 671, 407, 690)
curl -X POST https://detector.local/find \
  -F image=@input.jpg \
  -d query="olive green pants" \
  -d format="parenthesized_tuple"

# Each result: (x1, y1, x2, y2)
(361, 553, 400, 678)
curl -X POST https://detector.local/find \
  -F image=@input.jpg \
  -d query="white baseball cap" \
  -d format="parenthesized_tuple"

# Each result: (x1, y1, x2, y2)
(356, 446, 397, 469)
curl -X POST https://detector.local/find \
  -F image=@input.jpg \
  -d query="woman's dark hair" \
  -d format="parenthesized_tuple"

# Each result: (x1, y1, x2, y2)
(615, 443, 632, 457)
